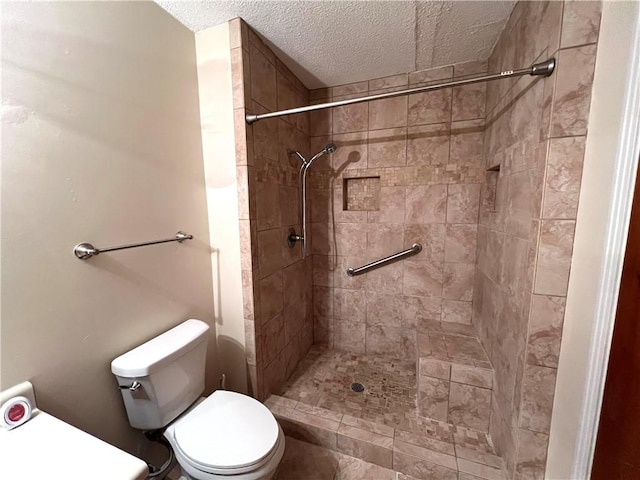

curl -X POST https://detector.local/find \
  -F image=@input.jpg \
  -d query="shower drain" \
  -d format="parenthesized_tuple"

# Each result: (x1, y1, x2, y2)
(351, 382, 365, 393)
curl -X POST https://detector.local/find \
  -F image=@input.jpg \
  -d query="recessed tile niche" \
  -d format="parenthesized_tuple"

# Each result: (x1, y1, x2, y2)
(343, 176, 381, 211)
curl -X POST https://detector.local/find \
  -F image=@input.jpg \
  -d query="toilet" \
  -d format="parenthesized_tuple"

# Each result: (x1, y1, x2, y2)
(111, 319, 285, 480)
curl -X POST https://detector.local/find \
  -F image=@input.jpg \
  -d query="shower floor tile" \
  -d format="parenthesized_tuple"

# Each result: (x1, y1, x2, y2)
(278, 346, 496, 456)
(279, 346, 418, 431)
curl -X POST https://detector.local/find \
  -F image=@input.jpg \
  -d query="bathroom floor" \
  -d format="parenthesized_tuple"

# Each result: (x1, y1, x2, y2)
(274, 436, 407, 480)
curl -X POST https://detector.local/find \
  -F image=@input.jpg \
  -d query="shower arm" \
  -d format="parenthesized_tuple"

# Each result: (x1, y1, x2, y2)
(246, 58, 556, 124)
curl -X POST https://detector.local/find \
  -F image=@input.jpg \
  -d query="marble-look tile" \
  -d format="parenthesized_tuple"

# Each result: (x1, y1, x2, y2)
(457, 458, 507, 480)
(257, 228, 284, 278)
(406, 123, 450, 166)
(542, 136, 586, 219)
(454, 60, 488, 78)
(449, 122, 484, 164)
(534, 220, 576, 296)
(337, 424, 394, 468)
(561, 0, 602, 48)
(405, 185, 447, 223)
(264, 352, 285, 396)
(334, 255, 368, 290)
(418, 376, 449, 422)
(282, 259, 307, 306)
(365, 292, 403, 327)
(455, 445, 503, 469)
(394, 429, 455, 456)
(393, 440, 457, 470)
(366, 223, 405, 258)
(366, 325, 415, 361)
(369, 96, 408, 130)
(515, 429, 548, 480)
(550, 45, 597, 138)
(527, 295, 566, 368)
(520, 364, 557, 434)
(409, 65, 453, 85)
(262, 313, 285, 365)
(334, 321, 366, 353)
(332, 132, 368, 171)
(310, 88, 330, 101)
(313, 316, 332, 346)
(242, 270, 257, 320)
(274, 437, 339, 480)
(452, 83, 486, 121)
(312, 254, 334, 287)
(403, 223, 445, 263)
(310, 103, 332, 137)
(448, 383, 491, 432)
(392, 451, 458, 480)
(296, 403, 344, 423)
(311, 222, 333, 255)
(233, 108, 251, 166)
(228, 18, 248, 50)
(284, 334, 302, 378)
(369, 73, 409, 91)
(408, 89, 452, 126)
(419, 358, 451, 381)
(403, 261, 444, 298)
(403, 295, 443, 329)
(335, 223, 369, 256)
(441, 299, 472, 324)
(366, 261, 404, 294)
(260, 271, 284, 323)
(249, 44, 277, 110)
(445, 224, 477, 264)
(341, 415, 395, 438)
(443, 263, 474, 301)
(368, 186, 406, 224)
(333, 99, 368, 134)
(447, 184, 481, 224)
(256, 182, 280, 230)
(280, 185, 298, 228)
(284, 300, 305, 345)
(367, 128, 407, 168)
(334, 454, 396, 480)
(451, 364, 493, 390)
(458, 474, 489, 480)
(333, 81, 368, 97)
(313, 286, 333, 317)
(333, 288, 366, 322)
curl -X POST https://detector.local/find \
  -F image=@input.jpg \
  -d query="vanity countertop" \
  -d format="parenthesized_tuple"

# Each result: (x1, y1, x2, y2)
(0, 409, 148, 480)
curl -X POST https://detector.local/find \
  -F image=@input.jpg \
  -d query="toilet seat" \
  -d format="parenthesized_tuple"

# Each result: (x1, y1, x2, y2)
(168, 390, 281, 476)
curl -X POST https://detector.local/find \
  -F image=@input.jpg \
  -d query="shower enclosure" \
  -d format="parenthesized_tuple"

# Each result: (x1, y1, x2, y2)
(228, 1, 602, 477)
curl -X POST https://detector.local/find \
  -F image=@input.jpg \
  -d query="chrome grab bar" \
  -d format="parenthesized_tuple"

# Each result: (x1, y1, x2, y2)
(346, 243, 422, 277)
(73, 231, 193, 260)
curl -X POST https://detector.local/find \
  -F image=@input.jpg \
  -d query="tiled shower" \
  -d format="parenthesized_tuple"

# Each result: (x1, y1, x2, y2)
(230, 1, 601, 478)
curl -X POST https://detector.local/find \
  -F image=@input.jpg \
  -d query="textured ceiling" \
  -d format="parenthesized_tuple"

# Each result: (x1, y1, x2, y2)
(154, 1, 516, 89)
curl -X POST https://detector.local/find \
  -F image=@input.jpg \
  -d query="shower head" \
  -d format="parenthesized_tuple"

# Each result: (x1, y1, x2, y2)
(324, 143, 337, 154)
(306, 143, 338, 167)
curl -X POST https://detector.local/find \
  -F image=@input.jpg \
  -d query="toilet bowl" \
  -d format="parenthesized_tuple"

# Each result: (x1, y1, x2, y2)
(163, 391, 285, 480)
(111, 319, 284, 480)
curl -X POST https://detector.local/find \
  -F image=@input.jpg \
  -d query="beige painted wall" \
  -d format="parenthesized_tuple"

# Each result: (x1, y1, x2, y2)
(1, 1, 217, 458)
(195, 23, 247, 394)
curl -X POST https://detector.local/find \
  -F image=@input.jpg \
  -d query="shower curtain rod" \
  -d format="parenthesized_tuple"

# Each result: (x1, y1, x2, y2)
(245, 58, 555, 124)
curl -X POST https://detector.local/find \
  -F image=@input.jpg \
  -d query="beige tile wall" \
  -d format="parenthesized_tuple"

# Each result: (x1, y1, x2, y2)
(229, 19, 314, 399)
(308, 61, 488, 361)
(475, 1, 602, 478)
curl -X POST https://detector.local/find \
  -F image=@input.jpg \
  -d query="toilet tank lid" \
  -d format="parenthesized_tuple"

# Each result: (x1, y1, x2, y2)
(111, 319, 209, 378)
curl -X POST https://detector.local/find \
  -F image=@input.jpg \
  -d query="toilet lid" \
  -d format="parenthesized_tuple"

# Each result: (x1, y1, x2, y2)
(173, 390, 279, 470)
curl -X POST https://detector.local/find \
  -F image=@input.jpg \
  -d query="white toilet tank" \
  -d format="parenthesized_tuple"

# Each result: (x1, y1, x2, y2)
(111, 319, 209, 430)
